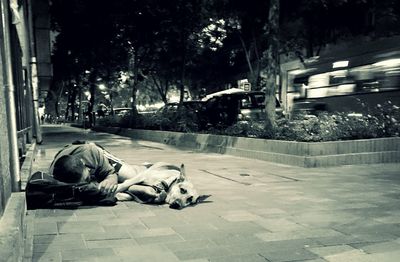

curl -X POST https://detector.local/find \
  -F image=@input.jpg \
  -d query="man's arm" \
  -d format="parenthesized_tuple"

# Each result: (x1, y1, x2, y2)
(86, 144, 119, 194)
(114, 164, 148, 193)
(98, 173, 118, 194)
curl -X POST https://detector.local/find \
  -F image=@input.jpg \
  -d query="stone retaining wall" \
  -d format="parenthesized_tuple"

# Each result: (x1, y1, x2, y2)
(93, 126, 400, 167)
(0, 142, 36, 262)
(0, 192, 26, 262)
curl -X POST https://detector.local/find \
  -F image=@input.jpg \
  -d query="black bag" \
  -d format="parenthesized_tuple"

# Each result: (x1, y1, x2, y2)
(25, 171, 117, 209)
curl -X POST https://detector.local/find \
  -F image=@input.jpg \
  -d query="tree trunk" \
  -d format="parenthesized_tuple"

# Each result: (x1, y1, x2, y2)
(88, 70, 97, 126)
(129, 50, 139, 127)
(262, 0, 280, 133)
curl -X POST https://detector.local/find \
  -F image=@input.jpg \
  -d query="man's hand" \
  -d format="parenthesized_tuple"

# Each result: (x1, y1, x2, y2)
(98, 174, 118, 195)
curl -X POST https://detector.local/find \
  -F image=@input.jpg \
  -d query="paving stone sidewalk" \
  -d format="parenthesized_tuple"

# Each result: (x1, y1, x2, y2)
(25, 125, 400, 262)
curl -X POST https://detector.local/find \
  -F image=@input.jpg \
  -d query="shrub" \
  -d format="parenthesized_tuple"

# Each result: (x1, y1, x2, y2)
(137, 107, 201, 133)
(96, 116, 121, 127)
(96, 100, 400, 142)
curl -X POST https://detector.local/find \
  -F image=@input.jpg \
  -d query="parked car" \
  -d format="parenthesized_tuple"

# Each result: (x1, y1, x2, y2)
(200, 90, 283, 127)
(156, 101, 206, 117)
(112, 107, 132, 117)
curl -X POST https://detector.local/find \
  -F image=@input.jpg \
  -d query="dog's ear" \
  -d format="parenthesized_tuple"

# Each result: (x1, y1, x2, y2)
(177, 164, 186, 182)
(196, 194, 212, 204)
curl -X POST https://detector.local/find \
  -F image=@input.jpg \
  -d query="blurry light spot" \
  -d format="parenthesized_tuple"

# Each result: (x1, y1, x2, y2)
(332, 61, 349, 68)
(374, 58, 400, 67)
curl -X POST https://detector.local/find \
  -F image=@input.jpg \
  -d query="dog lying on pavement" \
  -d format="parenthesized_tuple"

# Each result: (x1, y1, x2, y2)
(116, 162, 210, 209)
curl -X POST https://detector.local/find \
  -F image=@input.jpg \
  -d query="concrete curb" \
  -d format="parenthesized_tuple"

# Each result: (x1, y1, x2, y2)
(0, 142, 36, 262)
(93, 126, 400, 167)
(0, 192, 26, 262)
(20, 142, 37, 191)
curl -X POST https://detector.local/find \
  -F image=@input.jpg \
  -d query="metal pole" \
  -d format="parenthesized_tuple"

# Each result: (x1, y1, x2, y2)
(26, 0, 42, 144)
(30, 57, 43, 143)
(0, 0, 21, 191)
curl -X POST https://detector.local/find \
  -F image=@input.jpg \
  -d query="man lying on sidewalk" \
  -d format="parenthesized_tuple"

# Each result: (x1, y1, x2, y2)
(49, 141, 167, 203)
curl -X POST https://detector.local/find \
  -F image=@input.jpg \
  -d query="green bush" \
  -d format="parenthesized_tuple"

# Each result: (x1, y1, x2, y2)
(137, 107, 201, 133)
(96, 101, 400, 142)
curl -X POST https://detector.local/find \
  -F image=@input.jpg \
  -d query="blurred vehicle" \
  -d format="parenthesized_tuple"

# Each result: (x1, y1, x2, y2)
(200, 90, 283, 127)
(289, 47, 400, 118)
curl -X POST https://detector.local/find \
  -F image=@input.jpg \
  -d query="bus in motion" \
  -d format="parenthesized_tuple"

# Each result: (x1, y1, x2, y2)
(288, 40, 400, 117)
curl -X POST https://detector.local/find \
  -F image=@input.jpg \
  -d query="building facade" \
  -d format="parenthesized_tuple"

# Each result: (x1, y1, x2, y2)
(0, 0, 51, 216)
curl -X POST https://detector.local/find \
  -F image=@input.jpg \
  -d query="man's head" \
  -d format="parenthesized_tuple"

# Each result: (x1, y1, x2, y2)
(53, 155, 90, 183)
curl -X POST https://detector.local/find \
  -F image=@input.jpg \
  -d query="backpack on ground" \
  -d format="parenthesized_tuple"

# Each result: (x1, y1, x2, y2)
(25, 171, 117, 209)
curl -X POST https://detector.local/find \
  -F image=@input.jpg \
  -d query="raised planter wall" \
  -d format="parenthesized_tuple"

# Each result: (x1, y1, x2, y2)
(93, 126, 400, 167)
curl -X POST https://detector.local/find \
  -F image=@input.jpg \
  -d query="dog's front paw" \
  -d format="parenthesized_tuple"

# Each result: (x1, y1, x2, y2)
(116, 192, 133, 201)
(153, 191, 167, 204)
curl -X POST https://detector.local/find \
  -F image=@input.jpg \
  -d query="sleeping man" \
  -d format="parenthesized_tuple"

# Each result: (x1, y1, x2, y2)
(49, 141, 207, 209)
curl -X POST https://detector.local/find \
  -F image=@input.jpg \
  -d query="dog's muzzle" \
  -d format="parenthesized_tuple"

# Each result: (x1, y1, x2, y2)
(169, 199, 183, 210)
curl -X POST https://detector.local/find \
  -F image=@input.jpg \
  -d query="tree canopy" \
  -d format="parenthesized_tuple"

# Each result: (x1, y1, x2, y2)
(49, 0, 400, 123)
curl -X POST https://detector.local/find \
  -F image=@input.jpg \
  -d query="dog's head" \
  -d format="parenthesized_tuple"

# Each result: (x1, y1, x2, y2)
(165, 164, 210, 209)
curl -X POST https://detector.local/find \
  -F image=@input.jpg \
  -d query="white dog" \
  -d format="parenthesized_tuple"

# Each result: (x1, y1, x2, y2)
(115, 162, 210, 209)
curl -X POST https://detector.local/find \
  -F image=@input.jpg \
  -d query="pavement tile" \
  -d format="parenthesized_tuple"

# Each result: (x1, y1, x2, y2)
(73, 207, 115, 216)
(363, 250, 400, 262)
(60, 247, 116, 261)
(112, 209, 156, 218)
(259, 248, 319, 262)
(374, 216, 400, 224)
(350, 232, 400, 243)
(290, 211, 359, 228)
(181, 259, 209, 262)
(220, 210, 262, 222)
(211, 221, 267, 235)
(350, 240, 400, 254)
(33, 233, 83, 244)
(33, 222, 58, 235)
(33, 215, 78, 223)
(113, 244, 180, 262)
(134, 234, 184, 245)
(97, 217, 144, 226)
(83, 231, 132, 241)
(32, 251, 61, 262)
(73, 213, 117, 222)
(210, 234, 264, 246)
(181, 215, 228, 226)
(33, 240, 87, 253)
(307, 244, 357, 257)
(204, 239, 320, 259)
(163, 239, 217, 252)
(312, 234, 365, 246)
(103, 224, 148, 233)
(345, 224, 400, 236)
(57, 221, 105, 234)
(255, 228, 343, 242)
(129, 227, 177, 237)
(34, 209, 77, 218)
(254, 217, 307, 232)
(296, 259, 326, 262)
(172, 224, 218, 234)
(85, 238, 137, 248)
(250, 207, 287, 216)
(177, 230, 231, 241)
(172, 246, 232, 260)
(209, 253, 268, 262)
(323, 249, 369, 262)
(139, 215, 190, 228)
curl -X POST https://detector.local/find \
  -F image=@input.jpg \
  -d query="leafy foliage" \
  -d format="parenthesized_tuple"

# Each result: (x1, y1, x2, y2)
(96, 100, 400, 142)
(49, 0, 400, 124)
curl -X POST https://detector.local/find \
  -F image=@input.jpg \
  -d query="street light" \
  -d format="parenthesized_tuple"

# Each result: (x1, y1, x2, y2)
(98, 83, 107, 90)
